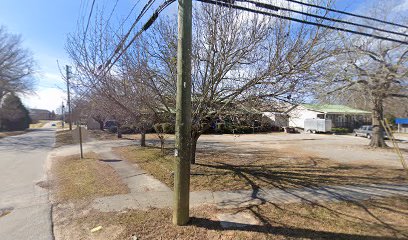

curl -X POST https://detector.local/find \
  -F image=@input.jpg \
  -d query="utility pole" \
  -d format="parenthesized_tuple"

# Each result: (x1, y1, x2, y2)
(61, 101, 65, 128)
(78, 121, 84, 159)
(173, 0, 192, 226)
(66, 65, 72, 130)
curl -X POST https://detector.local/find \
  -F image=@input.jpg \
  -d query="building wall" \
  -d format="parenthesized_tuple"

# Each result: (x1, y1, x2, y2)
(287, 106, 371, 130)
(262, 112, 289, 127)
(288, 107, 319, 128)
(398, 124, 408, 133)
(87, 118, 101, 130)
(29, 110, 51, 122)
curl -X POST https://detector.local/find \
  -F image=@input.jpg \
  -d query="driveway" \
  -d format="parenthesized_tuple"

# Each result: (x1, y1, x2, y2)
(197, 133, 408, 169)
(0, 122, 57, 240)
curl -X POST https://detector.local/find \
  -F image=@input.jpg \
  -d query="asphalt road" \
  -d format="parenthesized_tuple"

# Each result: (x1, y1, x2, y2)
(0, 122, 56, 240)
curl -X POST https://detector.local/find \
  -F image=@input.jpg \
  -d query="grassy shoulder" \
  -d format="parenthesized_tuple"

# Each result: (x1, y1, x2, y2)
(29, 120, 50, 129)
(0, 130, 26, 139)
(56, 196, 408, 240)
(51, 152, 129, 202)
(115, 145, 408, 192)
(55, 129, 75, 147)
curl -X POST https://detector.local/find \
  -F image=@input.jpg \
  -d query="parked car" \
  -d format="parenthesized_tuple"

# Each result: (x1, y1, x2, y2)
(353, 125, 388, 139)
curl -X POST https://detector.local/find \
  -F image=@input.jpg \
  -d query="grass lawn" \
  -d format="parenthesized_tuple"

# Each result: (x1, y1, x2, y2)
(29, 120, 50, 129)
(55, 129, 75, 147)
(55, 196, 408, 239)
(114, 145, 408, 192)
(0, 130, 26, 139)
(51, 152, 129, 201)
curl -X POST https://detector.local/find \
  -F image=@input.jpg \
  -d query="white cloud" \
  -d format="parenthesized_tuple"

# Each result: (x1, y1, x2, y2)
(21, 87, 66, 112)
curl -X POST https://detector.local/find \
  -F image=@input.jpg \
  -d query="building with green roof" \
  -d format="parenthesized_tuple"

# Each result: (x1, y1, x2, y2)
(287, 104, 371, 130)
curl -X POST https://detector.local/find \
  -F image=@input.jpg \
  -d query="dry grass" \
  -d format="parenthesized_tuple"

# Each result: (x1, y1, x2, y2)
(51, 152, 129, 202)
(55, 129, 75, 147)
(115, 145, 408, 192)
(0, 131, 26, 139)
(54, 196, 408, 239)
(29, 120, 49, 129)
(88, 130, 118, 141)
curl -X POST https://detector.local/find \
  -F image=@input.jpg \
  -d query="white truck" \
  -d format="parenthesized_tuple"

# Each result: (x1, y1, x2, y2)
(304, 119, 332, 133)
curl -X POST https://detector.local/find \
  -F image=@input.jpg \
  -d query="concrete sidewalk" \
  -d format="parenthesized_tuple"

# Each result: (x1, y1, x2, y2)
(51, 140, 408, 212)
(91, 149, 408, 212)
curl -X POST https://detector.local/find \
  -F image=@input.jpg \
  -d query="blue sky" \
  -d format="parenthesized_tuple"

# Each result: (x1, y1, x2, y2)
(0, 0, 406, 111)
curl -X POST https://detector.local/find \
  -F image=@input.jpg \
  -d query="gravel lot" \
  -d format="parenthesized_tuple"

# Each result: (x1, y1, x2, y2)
(197, 132, 408, 169)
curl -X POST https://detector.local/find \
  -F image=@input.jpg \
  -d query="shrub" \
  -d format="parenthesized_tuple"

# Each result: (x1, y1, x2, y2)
(331, 127, 349, 134)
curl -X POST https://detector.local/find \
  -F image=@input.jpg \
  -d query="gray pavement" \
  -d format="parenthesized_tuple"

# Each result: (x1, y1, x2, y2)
(88, 148, 408, 212)
(89, 149, 173, 211)
(0, 122, 56, 240)
(52, 139, 408, 212)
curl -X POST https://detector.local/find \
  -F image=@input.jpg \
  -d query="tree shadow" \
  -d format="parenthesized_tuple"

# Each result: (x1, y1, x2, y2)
(189, 217, 401, 240)
(192, 151, 408, 238)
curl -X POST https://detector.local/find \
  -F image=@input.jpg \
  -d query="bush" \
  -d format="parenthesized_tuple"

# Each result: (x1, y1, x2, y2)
(0, 94, 31, 131)
(331, 127, 349, 134)
(153, 123, 174, 134)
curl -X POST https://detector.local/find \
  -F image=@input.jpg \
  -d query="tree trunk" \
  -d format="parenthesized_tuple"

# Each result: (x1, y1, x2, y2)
(140, 131, 146, 147)
(98, 120, 104, 130)
(369, 98, 387, 148)
(190, 132, 200, 164)
(117, 126, 122, 138)
(160, 137, 165, 154)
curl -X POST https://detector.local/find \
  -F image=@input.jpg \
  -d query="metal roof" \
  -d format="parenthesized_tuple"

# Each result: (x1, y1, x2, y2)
(302, 104, 371, 114)
(395, 118, 408, 124)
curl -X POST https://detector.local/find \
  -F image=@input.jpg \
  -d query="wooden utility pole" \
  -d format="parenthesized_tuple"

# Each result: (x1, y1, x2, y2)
(66, 65, 72, 130)
(61, 101, 65, 128)
(77, 121, 84, 159)
(173, 0, 192, 226)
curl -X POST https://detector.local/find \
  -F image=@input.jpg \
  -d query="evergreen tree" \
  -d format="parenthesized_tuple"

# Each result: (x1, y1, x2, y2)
(0, 94, 31, 131)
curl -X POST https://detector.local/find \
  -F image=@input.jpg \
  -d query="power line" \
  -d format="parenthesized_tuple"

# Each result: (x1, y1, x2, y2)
(237, 0, 408, 38)
(113, 0, 157, 55)
(196, 0, 408, 45)
(84, 0, 96, 39)
(100, 0, 175, 75)
(105, 0, 120, 26)
(101, 0, 157, 73)
(282, 0, 408, 30)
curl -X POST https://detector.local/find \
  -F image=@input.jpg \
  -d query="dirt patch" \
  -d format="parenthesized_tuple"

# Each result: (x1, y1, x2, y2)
(88, 130, 119, 141)
(54, 196, 408, 239)
(50, 152, 129, 202)
(115, 145, 407, 192)
(0, 207, 13, 218)
(55, 129, 75, 147)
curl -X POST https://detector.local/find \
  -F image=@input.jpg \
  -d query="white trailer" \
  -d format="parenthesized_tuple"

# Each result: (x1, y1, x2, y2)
(304, 119, 332, 133)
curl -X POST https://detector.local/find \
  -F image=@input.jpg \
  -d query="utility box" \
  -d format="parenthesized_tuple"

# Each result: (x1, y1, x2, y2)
(304, 119, 332, 133)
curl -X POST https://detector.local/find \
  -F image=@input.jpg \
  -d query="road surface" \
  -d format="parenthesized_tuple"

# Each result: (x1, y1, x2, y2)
(0, 122, 56, 240)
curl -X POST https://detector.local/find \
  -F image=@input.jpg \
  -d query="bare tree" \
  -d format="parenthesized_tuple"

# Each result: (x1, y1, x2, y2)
(140, 4, 336, 163)
(315, 2, 408, 147)
(68, 2, 336, 162)
(66, 9, 159, 145)
(0, 26, 35, 103)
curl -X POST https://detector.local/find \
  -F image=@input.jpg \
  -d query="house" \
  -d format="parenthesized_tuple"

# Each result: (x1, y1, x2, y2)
(262, 112, 289, 128)
(29, 109, 52, 122)
(287, 104, 371, 130)
(395, 118, 408, 133)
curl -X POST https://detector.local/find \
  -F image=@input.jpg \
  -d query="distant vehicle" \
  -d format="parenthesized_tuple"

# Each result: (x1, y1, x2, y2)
(103, 120, 118, 133)
(304, 119, 332, 133)
(103, 120, 117, 129)
(51, 123, 56, 126)
(353, 125, 388, 139)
